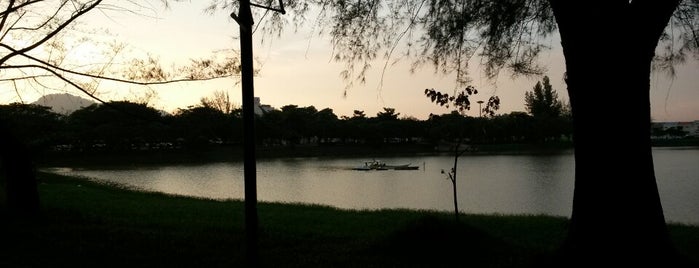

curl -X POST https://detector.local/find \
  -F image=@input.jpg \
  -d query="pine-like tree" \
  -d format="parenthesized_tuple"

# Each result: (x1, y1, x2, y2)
(525, 76, 563, 118)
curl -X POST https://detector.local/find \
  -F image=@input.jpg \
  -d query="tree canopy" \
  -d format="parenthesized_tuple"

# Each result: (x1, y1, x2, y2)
(226, 0, 696, 86)
(0, 0, 240, 104)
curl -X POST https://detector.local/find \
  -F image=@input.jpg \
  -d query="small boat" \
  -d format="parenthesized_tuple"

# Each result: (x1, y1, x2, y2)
(352, 160, 418, 171)
(352, 160, 388, 171)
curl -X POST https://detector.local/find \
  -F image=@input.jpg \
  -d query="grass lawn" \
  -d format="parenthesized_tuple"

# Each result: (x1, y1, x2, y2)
(1, 172, 697, 267)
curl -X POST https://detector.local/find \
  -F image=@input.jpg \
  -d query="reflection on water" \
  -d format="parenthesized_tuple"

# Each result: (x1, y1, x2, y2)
(51, 147, 699, 225)
(653, 147, 699, 225)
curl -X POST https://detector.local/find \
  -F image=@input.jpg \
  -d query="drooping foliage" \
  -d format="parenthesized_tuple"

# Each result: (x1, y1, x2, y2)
(207, 0, 697, 89)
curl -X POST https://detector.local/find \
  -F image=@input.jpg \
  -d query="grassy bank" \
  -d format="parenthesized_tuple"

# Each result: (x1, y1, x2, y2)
(1, 172, 698, 267)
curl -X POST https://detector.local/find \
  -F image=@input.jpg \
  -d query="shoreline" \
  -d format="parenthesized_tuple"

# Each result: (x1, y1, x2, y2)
(37, 141, 699, 168)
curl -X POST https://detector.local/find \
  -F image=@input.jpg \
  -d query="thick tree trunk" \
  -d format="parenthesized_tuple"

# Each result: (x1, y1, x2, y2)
(550, 1, 683, 266)
(0, 118, 40, 216)
(451, 145, 459, 221)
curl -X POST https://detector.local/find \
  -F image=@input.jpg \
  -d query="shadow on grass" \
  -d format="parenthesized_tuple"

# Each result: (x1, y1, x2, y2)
(254, 215, 548, 268)
(0, 210, 246, 268)
(372, 216, 547, 267)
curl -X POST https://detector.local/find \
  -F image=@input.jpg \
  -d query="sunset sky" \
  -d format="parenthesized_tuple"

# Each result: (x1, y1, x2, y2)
(4, 2, 698, 121)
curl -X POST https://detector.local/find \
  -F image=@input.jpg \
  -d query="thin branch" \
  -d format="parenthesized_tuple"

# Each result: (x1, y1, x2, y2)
(377, 0, 426, 90)
(30, 74, 65, 95)
(0, 0, 16, 37)
(6, 62, 237, 86)
(9, 0, 69, 32)
(12, 63, 172, 125)
(0, 10, 24, 41)
(0, 0, 102, 66)
(1, 43, 238, 85)
(96, 2, 161, 19)
(1, 63, 109, 105)
(0, 74, 52, 81)
(0, 0, 44, 17)
(11, 78, 23, 103)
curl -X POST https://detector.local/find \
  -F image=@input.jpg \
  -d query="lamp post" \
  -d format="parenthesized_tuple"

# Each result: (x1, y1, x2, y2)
(231, 1, 285, 265)
(233, 1, 258, 264)
(477, 100, 484, 117)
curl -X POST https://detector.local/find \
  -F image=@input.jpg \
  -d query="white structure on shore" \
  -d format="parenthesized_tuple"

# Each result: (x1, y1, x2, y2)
(254, 97, 275, 115)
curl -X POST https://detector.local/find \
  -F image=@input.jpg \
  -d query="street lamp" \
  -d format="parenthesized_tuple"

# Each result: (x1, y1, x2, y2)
(477, 100, 484, 117)
(231, 1, 285, 265)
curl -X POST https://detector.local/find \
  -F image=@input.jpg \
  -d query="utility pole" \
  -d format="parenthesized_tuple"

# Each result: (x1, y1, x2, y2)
(231, 1, 285, 266)
(234, 0, 258, 265)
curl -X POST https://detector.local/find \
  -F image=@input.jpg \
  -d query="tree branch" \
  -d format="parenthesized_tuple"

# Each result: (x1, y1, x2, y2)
(1, 64, 174, 126)
(1, 43, 238, 86)
(0, 0, 16, 36)
(0, 9, 24, 41)
(0, 0, 44, 18)
(0, 0, 102, 66)
(377, 0, 426, 90)
(0, 63, 109, 105)
(0, 74, 52, 82)
(8, 0, 69, 32)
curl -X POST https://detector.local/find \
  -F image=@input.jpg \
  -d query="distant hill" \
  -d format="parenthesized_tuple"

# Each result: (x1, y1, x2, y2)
(31, 93, 96, 115)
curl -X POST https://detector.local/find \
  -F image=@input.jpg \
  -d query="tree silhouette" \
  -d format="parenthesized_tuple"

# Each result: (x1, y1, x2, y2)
(0, 104, 64, 150)
(525, 76, 562, 118)
(313, 108, 339, 144)
(524, 75, 566, 141)
(352, 110, 367, 119)
(173, 105, 233, 148)
(235, 0, 698, 265)
(69, 102, 168, 150)
(0, 104, 62, 215)
(424, 86, 498, 221)
(376, 107, 400, 121)
(549, 2, 694, 265)
(0, 1, 240, 216)
(200, 90, 236, 115)
(339, 110, 369, 144)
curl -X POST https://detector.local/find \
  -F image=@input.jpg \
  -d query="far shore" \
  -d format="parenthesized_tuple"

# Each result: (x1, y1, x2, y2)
(36, 142, 571, 166)
(36, 139, 699, 167)
(36, 140, 698, 168)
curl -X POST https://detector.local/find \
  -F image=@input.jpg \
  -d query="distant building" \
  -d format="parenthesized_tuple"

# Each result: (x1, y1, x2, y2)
(652, 121, 699, 139)
(254, 97, 275, 115)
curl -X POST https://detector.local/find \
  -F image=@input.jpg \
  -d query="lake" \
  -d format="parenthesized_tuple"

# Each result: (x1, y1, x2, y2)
(48, 147, 699, 225)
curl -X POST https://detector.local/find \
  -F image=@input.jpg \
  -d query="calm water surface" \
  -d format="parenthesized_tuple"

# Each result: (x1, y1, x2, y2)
(50, 147, 699, 225)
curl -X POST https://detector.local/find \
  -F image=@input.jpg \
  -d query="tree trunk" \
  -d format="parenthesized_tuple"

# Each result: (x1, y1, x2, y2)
(0, 118, 40, 216)
(452, 145, 459, 221)
(550, 1, 683, 266)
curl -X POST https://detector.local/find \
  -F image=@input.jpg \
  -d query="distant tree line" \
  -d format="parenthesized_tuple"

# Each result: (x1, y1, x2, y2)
(651, 125, 690, 139)
(0, 100, 573, 156)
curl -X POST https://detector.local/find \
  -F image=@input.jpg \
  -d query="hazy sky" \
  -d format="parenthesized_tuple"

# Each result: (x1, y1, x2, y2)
(5, 2, 698, 121)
